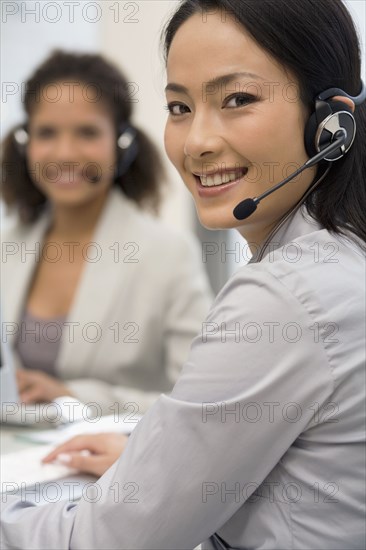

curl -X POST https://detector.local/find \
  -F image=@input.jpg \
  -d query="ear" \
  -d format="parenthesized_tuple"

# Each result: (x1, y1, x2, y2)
(332, 95, 355, 113)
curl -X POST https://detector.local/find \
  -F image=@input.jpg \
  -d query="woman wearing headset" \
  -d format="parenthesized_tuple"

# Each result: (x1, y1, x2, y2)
(1, 51, 212, 416)
(1, 1, 365, 548)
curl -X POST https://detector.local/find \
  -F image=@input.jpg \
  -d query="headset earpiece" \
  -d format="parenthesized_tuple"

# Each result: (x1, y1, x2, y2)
(304, 94, 356, 162)
(115, 124, 139, 180)
(13, 126, 29, 155)
(304, 108, 324, 158)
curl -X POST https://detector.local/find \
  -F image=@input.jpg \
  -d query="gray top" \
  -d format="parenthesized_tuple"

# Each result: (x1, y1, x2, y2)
(1, 206, 365, 549)
(15, 311, 66, 376)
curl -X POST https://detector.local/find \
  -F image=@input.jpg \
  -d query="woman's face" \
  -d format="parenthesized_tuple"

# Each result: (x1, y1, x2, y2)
(164, 13, 317, 242)
(27, 82, 117, 209)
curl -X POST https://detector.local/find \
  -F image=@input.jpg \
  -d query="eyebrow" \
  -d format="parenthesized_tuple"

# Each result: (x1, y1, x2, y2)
(165, 72, 266, 94)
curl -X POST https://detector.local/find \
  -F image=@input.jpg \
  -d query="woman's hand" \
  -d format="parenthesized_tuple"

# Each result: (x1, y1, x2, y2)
(16, 368, 73, 403)
(42, 433, 129, 477)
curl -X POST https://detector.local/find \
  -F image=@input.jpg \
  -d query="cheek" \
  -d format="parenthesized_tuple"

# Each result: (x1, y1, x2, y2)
(87, 140, 116, 166)
(164, 122, 184, 171)
(245, 113, 305, 170)
(164, 124, 175, 165)
(264, 103, 307, 158)
(26, 143, 48, 164)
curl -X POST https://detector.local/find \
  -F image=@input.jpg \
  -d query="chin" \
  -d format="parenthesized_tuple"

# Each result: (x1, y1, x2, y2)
(195, 205, 240, 231)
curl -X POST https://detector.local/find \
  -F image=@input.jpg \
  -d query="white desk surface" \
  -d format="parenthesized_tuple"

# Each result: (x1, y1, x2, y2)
(1, 423, 96, 504)
(0, 423, 39, 454)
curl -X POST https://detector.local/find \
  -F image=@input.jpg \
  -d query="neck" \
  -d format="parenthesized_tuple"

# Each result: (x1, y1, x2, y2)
(47, 190, 110, 240)
(237, 165, 328, 255)
(237, 219, 279, 255)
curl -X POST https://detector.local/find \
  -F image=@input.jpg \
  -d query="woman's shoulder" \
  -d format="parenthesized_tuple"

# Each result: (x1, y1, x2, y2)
(1, 210, 49, 243)
(259, 221, 364, 303)
(208, 208, 364, 350)
(109, 187, 203, 257)
(178, 217, 365, 425)
(241, 207, 365, 300)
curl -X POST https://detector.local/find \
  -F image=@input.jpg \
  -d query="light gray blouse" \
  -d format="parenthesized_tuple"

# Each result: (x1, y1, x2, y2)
(15, 311, 66, 376)
(1, 206, 365, 549)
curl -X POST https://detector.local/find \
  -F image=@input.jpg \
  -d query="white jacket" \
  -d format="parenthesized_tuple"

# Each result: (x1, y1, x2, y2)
(1, 188, 213, 414)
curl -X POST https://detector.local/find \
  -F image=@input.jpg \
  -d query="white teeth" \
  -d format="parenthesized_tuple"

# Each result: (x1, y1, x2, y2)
(200, 170, 245, 187)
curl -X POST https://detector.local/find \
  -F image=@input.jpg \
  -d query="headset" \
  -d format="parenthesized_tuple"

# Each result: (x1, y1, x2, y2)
(233, 80, 366, 220)
(13, 123, 139, 184)
(115, 124, 139, 180)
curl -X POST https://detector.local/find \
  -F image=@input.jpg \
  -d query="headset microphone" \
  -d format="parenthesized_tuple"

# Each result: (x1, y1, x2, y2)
(233, 130, 347, 221)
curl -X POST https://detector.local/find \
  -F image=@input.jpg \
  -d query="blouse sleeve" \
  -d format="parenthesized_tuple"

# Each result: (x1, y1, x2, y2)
(0, 265, 335, 549)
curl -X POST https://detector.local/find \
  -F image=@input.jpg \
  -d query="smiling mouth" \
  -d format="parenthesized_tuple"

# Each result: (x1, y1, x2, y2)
(48, 172, 84, 185)
(195, 167, 248, 187)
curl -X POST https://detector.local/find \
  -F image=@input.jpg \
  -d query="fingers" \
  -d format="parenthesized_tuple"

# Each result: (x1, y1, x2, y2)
(54, 451, 106, 477)
(16, 369, 32, 392)
(16, 369, 73, 403)
(42, 435, 103, 463)
(20, 388, 43, 404)
(332, 95, 355, 113)
(17, 370, 42, 403)
(42, 434, 127, 477)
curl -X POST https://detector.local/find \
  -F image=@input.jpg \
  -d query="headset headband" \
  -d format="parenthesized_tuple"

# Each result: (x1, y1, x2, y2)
(317, 80, 366, 105)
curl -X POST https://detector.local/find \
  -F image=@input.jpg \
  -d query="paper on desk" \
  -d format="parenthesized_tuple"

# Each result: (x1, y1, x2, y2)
(0, 444, 77, 491)
(16, 414, 141, 445)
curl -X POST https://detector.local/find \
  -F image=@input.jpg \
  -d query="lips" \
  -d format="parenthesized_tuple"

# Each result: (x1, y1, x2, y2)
(46, 171, 84, 185)
(57, 175, 82, 184)
(193, 167, 248, 187)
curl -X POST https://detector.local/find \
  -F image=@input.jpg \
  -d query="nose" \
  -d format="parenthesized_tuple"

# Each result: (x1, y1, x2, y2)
(52, 134, 80, 163)
(183, 111, 224, 159)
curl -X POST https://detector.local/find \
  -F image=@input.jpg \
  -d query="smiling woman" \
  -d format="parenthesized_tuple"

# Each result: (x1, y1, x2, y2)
(0, 1, 365, 549)
(164, 14, 318, 245)
(2, 51, 164, 221)
(0, 50, 212, 414)
(163, 2, 365, 250)
(25, 82, 117, 208)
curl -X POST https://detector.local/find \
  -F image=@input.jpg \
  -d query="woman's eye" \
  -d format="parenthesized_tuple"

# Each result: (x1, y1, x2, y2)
(224, 94, 256, 108)
(34, 127, 55, 139)
(78, 127, 100, 138)
(166, 103, 191, 116)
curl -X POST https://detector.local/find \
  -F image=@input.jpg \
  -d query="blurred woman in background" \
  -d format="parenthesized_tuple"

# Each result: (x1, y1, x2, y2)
(1, 50, 212, 415)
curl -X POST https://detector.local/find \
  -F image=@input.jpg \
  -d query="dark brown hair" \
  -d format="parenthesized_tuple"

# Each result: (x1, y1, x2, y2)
(1, 50, 165, 223)
(163, 0, 366, 246)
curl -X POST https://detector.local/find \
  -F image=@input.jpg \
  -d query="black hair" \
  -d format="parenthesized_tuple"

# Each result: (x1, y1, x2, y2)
(1, 50, 165, 223)
(163, 0, 366, 246)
